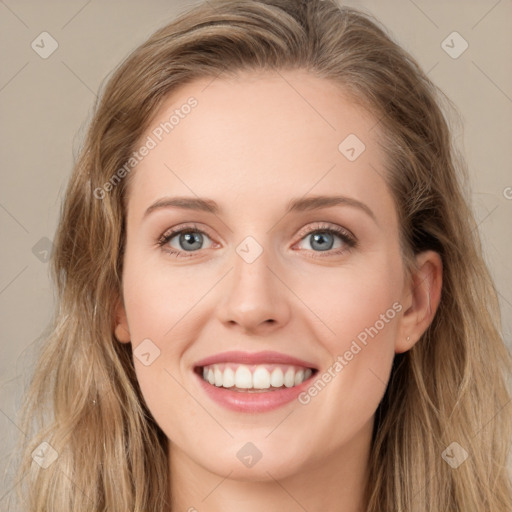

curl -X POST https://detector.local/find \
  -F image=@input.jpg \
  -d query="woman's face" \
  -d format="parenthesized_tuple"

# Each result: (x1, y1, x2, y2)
(115, 69, 423, 481)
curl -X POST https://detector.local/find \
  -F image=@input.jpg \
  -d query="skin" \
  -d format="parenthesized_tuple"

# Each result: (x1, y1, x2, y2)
(114, 69, 442, 512)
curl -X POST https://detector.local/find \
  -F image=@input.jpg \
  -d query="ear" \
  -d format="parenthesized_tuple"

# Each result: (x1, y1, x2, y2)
(395, 250, 443, 353)
(114, 296, 131, 343)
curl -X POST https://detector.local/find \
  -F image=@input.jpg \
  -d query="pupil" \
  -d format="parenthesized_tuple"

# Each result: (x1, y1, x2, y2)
(182, 232, 202, 250)
(312, 232, 333, 251)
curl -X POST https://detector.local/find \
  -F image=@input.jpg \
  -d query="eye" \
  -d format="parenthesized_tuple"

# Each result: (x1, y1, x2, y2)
(157, 223, 215, 258)
(157, 222, 357, 259)
(293, 222, 357, 257)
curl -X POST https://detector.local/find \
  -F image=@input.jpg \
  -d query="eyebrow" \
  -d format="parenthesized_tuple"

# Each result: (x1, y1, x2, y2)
(143, 195, 377, 223)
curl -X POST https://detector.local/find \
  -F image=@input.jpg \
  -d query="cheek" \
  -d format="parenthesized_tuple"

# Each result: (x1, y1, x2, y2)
(122, 249, 211, 340)
(121, 251, 217, 437)
(295, 258, 401, 424)
(297, 255, 402, 355)
(133, 361, 204, 449)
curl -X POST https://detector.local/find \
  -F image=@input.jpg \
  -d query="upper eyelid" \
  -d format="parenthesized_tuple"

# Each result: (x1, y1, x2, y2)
(295, 222, 354, 240)
(161, 223, 215, 240)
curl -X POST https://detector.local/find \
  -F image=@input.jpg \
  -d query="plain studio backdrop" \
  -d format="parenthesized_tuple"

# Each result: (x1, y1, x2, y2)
(0, 0, 511, 503)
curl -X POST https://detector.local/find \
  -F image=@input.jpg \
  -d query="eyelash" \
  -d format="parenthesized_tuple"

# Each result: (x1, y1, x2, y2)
(156, 222, 357, 259)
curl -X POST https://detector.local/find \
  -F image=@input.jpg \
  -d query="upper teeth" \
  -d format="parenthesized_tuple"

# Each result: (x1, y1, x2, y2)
(201, 363, 313, 390)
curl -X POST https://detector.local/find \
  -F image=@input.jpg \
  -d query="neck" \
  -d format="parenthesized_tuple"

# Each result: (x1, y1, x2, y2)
(168, 418, 373, 512)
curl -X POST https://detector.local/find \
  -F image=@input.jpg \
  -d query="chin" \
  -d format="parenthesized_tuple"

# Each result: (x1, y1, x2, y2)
(187, 440, 311, 481)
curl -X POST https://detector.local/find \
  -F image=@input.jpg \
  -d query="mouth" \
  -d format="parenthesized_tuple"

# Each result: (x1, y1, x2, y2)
(194, 363, 318, 392)
(191, 350, 319, 412)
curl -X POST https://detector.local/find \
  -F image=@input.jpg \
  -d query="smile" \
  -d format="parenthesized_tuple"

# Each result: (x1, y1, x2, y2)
(192, 351, 319, 412)
(197, 363, 315, 391)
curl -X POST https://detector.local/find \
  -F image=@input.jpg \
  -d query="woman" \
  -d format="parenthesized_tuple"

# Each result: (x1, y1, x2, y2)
(13, 0, 511, 510)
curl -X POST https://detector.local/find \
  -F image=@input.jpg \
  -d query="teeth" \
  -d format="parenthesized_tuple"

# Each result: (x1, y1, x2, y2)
(234, 366, 252, 388)
(270, 368, 284, 387)
(222, 367, 235, 388)
(214, 367, 223, 387)
(284, 367, 295, 387)
(200, 363, 314, 390)
(253, 366, 270, 389)
(294, 369, 305, 386)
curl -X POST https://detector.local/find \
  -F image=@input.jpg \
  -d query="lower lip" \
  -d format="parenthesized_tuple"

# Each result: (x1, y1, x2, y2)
(194, 370, 315, 413)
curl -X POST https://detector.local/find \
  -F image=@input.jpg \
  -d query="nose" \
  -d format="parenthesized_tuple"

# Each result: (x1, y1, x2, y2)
(215, 242, 292, 335)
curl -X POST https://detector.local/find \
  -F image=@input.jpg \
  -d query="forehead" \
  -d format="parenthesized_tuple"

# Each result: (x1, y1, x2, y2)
(126, 69, 395, 226)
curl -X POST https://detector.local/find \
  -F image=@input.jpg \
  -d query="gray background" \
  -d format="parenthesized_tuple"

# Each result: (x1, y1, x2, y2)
(1, 0, 511, 505)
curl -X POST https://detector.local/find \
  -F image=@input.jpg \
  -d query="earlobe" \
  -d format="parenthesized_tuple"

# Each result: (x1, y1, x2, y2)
(114, 297, 131, 343)
(395, 250, 443, 353)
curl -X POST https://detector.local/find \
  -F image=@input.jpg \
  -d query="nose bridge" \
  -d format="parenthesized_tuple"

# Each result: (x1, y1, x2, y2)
(216, 235, 290, 332)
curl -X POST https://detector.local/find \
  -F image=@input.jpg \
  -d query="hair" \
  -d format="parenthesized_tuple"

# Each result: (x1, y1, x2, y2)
(8, 0, 511, 510)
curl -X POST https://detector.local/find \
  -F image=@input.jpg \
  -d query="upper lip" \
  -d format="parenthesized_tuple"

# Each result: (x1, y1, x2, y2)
(194, 350, 318, 370)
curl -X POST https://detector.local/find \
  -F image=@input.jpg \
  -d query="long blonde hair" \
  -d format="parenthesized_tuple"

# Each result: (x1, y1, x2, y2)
(10, 1, 511, 510)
